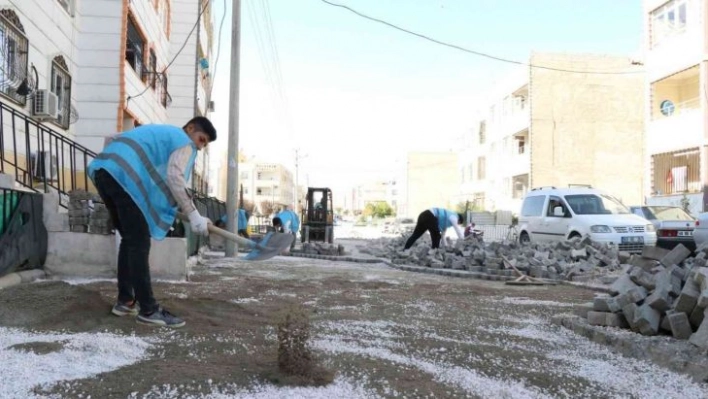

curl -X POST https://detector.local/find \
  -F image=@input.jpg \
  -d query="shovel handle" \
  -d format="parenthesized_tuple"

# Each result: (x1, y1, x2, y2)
(177, 212, 257, 248)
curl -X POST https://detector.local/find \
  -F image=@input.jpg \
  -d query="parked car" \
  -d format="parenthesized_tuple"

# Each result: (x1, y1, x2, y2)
(629, 206, 695, 250)
(518, 186, 657, 253)
(693, 213, 708, 249)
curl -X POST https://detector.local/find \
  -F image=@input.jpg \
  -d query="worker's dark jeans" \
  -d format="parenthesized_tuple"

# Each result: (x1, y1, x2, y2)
(404, 210, 442, 249)
(93, 169, 158, 315)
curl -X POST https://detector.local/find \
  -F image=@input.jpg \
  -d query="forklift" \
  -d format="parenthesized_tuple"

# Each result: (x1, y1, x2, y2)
(301, 187, 334, 244)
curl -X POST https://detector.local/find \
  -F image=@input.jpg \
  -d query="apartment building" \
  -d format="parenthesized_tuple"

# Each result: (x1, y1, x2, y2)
(460, 52, 645, 213)
(350, 180, 399, 213)
(0, 0, 213, 193)
(403, 151, 459, 218)
(643, 0, 708, 214)
(215, 159, 295, 214)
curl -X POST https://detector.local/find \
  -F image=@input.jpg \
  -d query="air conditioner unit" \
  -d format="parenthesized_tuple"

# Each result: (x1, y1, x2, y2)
(208, 101, 215, 112)
(32, 90, 59, 120)
(30, 151, 58, 182)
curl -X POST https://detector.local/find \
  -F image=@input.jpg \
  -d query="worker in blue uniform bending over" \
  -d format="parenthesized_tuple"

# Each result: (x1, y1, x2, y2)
(88, 117, 216, 328)
(273, 207, 300, 250)
(216, 208, 250, 238)
(404, 207, 465, 250)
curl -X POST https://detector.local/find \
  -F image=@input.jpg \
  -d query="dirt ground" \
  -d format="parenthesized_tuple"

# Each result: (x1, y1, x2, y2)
(1, 252, 708, 398)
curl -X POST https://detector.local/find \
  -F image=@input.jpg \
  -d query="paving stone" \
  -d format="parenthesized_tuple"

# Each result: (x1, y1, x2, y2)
(622, 303, 640, 332)
(660, 244, 692, 267)
(642, 246, 671, 261)
(674, 279, 700, 314)
(635, 304, 661, 336)
(605, 312, 629, 328)
(629, 266, 656, 290)
(690, 306, 706, 330)
(689, 316, 708, 349)
(574, 302, 594, 318)
(609, 274, 640, 296)
(668, 312, 693, 340)
(646, 288, 672, 312)
(587, 311, 610, 326)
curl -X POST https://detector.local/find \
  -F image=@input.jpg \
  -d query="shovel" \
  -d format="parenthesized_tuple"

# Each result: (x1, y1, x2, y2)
(178, 213, 295, 261)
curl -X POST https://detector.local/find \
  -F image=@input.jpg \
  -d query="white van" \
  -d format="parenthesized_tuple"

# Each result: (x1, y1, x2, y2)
(518, 186, 657, 253)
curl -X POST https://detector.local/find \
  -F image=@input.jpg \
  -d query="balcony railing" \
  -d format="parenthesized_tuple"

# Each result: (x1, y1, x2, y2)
(652, 97, 700, 120)
(0, 100, 96, 207)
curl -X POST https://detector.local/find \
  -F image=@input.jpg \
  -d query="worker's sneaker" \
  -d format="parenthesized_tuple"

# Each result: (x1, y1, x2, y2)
(136, 308, 186, 328)
(111, 301, 139, 317)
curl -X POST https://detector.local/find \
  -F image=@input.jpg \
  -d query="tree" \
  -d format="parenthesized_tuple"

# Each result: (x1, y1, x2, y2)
(260, 201, 276, 216)
(363, 202, 394, 219)
(335, 207, 343, 215)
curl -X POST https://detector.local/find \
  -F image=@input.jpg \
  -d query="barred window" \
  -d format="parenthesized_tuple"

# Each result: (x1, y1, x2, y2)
(125, 17, 145, 77)
(159, 74, 170, 108)
(149, 49, 157, 89)
(51, 56, 71, 129)
(0, 10, 28, 105)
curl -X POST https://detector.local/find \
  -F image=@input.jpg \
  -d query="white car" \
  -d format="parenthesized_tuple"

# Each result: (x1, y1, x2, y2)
(693, 213, 708, 249)
(518, 186, 657, 253)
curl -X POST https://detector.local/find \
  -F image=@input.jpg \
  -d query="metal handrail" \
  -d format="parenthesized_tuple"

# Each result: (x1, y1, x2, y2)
(0, 100, 96, 207)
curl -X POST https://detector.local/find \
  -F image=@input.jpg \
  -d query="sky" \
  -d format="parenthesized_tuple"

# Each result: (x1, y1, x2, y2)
(207, 0, 644, 193)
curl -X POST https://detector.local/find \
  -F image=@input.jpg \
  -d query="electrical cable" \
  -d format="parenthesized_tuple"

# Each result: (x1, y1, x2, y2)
(319, 0, 644, 75)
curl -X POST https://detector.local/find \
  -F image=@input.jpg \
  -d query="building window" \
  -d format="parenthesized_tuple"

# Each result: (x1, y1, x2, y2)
(148, 49, 157, 89)
(125, 17, 145, 77)
(158, 74, 170, 107)
(651, 0, 688, 47)
(50, 56, 71, 129)
(652, 148, 700, 195)
(240, 171, 249, 180)
(159, 0, 171, 37)
(257, 188, 263, 195)
(518, 138, 526, 154)
(477, 156, 486, 180)
(0, 10, 28, 105)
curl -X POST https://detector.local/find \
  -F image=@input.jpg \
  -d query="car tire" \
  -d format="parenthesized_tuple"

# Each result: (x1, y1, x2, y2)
(568, 232, 582, 240)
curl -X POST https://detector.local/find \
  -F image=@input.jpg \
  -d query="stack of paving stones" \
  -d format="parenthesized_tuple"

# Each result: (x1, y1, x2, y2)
(68, 190, 92, 233)
(89, 198, 113, 235)
(299, 242, 345, 256)
(573, 243, 708, 349)
(358, 234, 625, 281)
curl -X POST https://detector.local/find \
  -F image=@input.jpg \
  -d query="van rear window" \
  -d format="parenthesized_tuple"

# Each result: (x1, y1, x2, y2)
(521, 196, 545, 216)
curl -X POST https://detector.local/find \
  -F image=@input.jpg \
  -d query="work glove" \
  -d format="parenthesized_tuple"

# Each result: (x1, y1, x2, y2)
(188, 210, 211, 236)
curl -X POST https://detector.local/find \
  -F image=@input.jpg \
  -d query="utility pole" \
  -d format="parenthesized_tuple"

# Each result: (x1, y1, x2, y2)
(225, 0, 241, 257)
(294, 149, 299, 210)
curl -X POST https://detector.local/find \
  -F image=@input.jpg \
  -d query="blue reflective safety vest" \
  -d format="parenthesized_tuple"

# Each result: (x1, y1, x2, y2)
(238, 209, 248, 230)
(432, 208, 458, 232)
(276, 210, 300, 234)
(88, 125, 197, 240)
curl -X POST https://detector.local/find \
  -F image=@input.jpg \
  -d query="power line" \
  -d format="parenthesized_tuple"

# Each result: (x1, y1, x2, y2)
(319, 0, 644, 75)
(127, 0, 211, 104)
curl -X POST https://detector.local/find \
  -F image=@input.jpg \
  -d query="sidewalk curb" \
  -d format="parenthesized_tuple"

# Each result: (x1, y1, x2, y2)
(0, 269, 46, 289)
(552, 314, 708, 383)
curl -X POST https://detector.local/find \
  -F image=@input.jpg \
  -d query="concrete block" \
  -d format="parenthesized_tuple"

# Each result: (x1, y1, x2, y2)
(694, 269, 708, 291)
(593, 296, 612, 312)
(689, 318, 708, 349)
(655, 270, 681, 298)
(610, 274, 640, 296)
(635, 304, 661, 336)
(606, 312, 629, 328)
(665, 264, 686, 281)
(674, 279, 700, 314)
(573, 302, 594, 318)
(660, 312, 672, 333)
(660, 244, 691, 267)
(45, 232, 117, 278)
(690, 306, 706, 330)
(698, 290, 708, 309)
(668, 312, 693, 340)
(646, 289, 672, 312)
(587, 311, 610, 326)
(622, 303, 640, 332)
(642, 245, 670, 261)
(629, 266, 656, 290)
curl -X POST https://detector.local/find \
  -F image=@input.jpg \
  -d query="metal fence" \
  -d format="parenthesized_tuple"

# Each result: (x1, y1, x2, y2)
(474, 224, 519, 243)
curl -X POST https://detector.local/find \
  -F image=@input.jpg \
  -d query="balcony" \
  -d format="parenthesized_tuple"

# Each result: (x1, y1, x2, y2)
(648, 66, 704, 154)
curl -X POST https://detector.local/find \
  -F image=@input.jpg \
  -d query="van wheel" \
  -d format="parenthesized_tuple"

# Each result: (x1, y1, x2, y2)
(519, 232, 530, 245)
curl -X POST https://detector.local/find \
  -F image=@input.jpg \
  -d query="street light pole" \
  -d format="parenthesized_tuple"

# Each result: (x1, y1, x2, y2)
(225, 0, 241, 257)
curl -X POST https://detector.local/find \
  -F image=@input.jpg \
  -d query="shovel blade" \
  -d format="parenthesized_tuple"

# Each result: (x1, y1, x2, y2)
(243, 232, 295, 261)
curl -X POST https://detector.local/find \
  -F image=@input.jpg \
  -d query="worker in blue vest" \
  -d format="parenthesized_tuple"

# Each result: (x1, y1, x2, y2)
(273, 207, 300, 250)
(404, 208, 464, 250)
(216, 208, 250, 238)
(88, 117, 216, 328)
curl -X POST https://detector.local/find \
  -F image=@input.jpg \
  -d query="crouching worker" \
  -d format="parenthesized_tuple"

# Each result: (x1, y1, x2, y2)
(272, 207, 300, 252)
(88, 117, 217, 328)
(216, 208, 250, 238)
(404, 208, 464, 250)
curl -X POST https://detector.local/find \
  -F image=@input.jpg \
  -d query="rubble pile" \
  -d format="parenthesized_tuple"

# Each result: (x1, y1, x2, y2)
(574, 244, 708, 348)
(357, 235, 626, 280)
